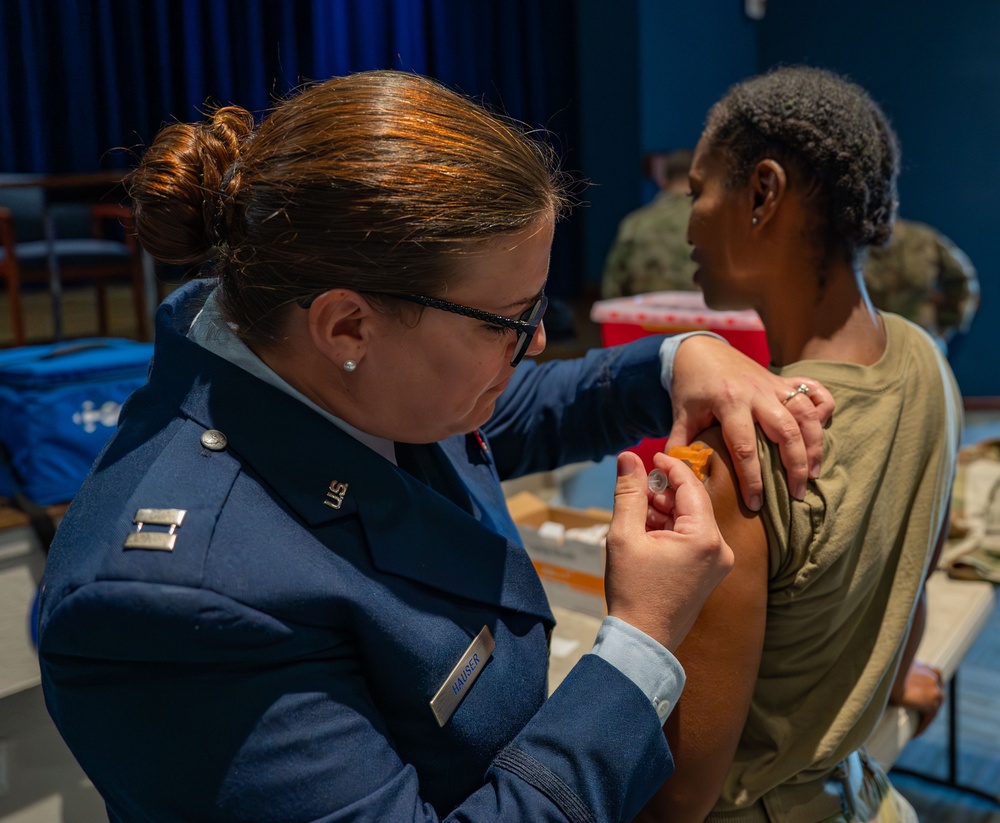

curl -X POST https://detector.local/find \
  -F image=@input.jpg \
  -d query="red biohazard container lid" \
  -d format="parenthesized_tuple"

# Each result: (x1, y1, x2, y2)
(590, 291, 764, 332)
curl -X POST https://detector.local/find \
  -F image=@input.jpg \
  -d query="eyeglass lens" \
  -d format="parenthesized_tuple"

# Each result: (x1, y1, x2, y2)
(512, 295, 548, 366)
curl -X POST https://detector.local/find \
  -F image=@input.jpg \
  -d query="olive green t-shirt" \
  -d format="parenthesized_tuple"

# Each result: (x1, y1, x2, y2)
(713, 312, 962, 816)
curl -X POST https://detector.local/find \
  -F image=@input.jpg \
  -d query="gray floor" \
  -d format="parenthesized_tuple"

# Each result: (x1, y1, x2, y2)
(0, 283, 149, 347)
(890, 580, 1000, 821)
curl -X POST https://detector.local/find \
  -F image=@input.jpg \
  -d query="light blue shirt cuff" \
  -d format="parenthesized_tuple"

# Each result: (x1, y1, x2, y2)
(658, 331, 728, 394)
(587, 616, 686, 725)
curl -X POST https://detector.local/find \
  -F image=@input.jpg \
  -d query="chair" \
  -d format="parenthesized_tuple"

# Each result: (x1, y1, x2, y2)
(0, 179, 148, 346)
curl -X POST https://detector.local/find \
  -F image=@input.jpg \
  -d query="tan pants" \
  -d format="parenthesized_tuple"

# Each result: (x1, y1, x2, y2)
(822, 749, 918, 823)
(707, 749, 918, 823)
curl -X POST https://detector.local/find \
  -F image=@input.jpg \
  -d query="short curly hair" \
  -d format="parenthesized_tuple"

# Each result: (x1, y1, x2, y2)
(703, 66, 899, 264)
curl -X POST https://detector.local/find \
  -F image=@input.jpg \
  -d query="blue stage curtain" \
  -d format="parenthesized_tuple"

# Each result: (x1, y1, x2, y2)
(0, 0, 582, 295)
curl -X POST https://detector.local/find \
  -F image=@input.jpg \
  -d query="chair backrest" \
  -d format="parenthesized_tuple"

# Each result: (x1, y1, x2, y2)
(51, 203, 105, 240)
(0, 185, 47, 243)
(0, 175, 130, 245)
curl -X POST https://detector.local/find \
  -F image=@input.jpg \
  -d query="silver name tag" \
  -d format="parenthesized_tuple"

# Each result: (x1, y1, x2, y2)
(429, 625, 495, 727)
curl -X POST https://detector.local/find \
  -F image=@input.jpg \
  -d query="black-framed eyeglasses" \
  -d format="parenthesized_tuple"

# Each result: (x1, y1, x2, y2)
(393, 293, 549, 367)
(299, 290, 547, 367)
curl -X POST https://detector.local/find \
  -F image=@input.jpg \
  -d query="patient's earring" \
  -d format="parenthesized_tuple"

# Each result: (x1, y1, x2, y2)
(343, 360, 357, 372)
(752, 216, 759, 226)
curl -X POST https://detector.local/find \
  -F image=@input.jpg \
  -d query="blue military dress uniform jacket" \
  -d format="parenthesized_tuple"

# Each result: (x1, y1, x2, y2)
(38, 280, 678, 822)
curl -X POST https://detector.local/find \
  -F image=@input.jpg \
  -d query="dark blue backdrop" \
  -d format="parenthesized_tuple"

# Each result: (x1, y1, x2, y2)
(0, 0, 584, 295)
(757, 0, 1000, 397)
(576, 0, 998, 397)
(6, 0, 994, 392)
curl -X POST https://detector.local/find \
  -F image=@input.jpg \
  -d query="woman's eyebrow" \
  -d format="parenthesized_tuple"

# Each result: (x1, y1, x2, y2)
(498, 287, 547, 312)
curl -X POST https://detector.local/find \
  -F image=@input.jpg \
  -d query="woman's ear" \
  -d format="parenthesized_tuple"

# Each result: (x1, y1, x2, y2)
(750, 159, 787, 229)
(305, 290, 371, 370)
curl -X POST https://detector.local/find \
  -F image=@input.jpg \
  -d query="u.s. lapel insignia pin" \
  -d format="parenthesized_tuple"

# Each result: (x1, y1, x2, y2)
(324, 480, 349, 510)
(429, 626, 495, 727)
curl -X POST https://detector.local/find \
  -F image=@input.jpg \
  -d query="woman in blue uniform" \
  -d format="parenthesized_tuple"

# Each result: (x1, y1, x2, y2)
(37, 70, 831, 822)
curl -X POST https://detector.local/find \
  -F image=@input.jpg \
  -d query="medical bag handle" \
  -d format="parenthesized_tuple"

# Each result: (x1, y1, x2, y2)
(0, 439, 56, 553)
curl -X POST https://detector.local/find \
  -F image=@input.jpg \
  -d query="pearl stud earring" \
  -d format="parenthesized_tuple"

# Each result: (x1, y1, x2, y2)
(343, 360, 357, 372)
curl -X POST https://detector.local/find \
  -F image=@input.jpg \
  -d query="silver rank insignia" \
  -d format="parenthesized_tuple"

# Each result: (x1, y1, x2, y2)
(429, 625, 495, 727)
(123, 508, 187, 552)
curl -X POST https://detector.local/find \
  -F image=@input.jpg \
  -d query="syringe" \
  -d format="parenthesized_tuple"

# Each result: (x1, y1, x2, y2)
(647, 469, 670, 494)
(646, 442, 715, 494)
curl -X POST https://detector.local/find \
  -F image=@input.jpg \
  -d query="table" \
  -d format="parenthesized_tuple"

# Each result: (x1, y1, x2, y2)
(547, 573, 997, 800)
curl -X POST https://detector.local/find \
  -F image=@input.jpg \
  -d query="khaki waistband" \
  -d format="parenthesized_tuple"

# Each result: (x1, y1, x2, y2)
(706, 761, 853, 823)
(705, 803, 771, 823)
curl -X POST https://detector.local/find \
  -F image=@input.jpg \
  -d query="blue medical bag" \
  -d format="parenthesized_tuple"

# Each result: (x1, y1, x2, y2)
(0, 338, 153, 506)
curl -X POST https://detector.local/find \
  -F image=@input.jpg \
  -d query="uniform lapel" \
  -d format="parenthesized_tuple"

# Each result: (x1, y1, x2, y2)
(357, 461, 552, 623)
(166, 331, 552, 623)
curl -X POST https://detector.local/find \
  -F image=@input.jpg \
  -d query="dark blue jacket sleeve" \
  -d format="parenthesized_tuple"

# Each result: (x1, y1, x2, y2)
(42, 583, 671, 823)
(37, 290, 676, 823)
(484, 337, 673, 480)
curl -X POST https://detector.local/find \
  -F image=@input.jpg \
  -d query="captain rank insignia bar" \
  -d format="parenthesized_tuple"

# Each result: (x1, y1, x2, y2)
(123, 508, 187, 551)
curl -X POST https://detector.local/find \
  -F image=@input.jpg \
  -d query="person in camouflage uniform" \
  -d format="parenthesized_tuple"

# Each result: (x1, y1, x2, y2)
(601, 149, 699, 298)
(863, 218, 979, 350)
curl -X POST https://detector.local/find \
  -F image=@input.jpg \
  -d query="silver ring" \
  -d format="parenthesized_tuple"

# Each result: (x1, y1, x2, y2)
(782, 383, 810, 405)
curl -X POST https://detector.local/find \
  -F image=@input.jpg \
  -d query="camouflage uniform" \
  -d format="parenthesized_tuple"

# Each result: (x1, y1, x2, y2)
(863, 219, 979, 346)
(601, 190, 698, 298)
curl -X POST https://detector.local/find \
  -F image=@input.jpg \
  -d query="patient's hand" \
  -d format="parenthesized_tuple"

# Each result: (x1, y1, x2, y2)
(669, 335, 834, 511)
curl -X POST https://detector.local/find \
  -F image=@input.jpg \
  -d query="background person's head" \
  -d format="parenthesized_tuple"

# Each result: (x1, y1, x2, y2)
(128, 69, 569, 351)
(694, 65, 899, 283)
(644, 148, 694, 194)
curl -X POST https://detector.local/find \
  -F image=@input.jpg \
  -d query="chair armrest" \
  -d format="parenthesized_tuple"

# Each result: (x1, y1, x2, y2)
(91, 203, 138, 251)
(0, 206, 18, 258)
(91, 202, 133, 224)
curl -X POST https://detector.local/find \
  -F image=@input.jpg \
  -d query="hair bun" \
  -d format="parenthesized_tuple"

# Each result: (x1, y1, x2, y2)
(128, 106, 255, 265)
